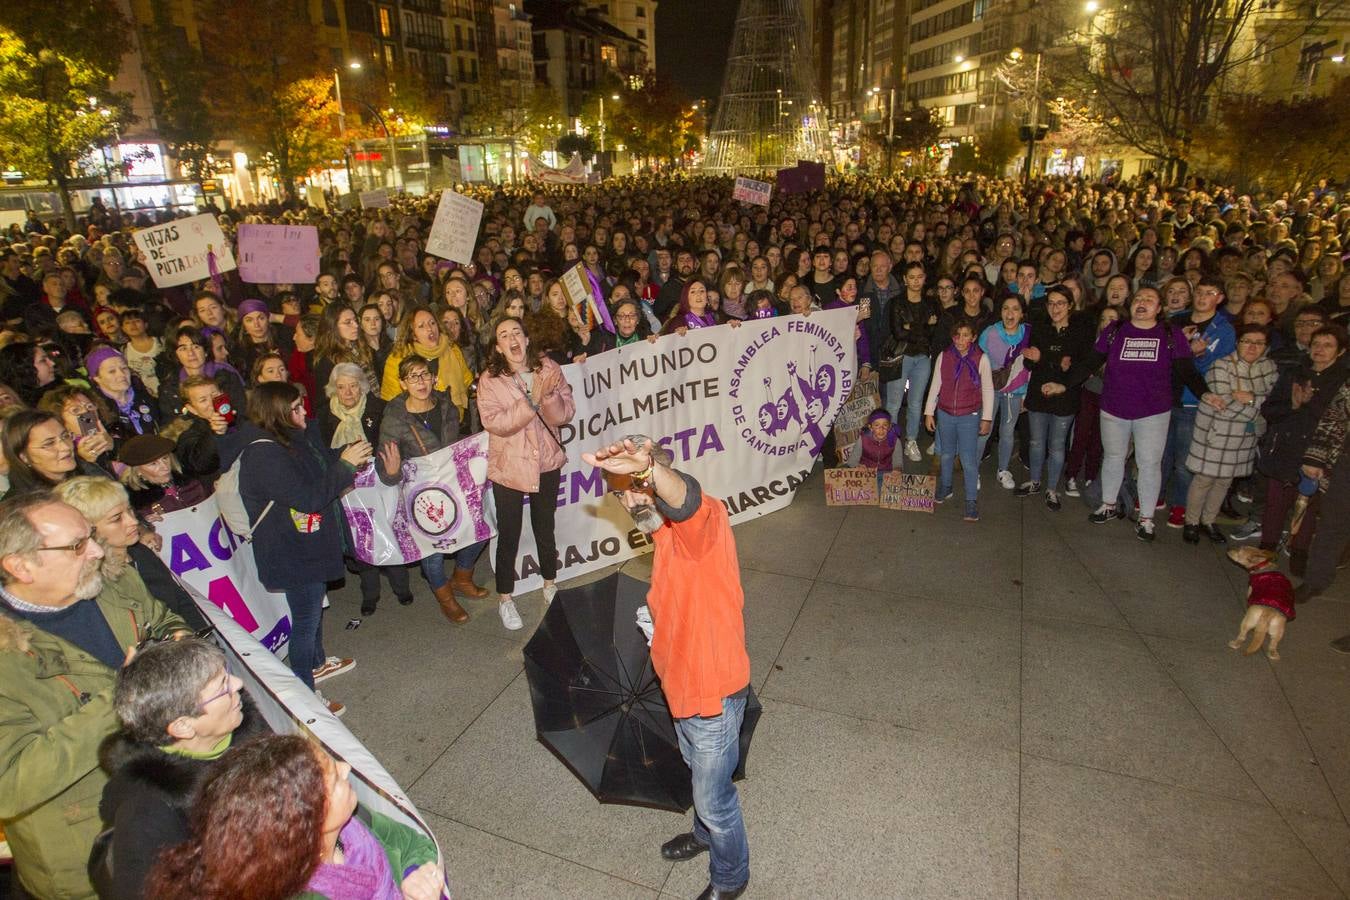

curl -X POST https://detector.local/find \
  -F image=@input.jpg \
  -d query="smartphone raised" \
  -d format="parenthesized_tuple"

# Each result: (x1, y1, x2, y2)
(212, 393, 236, 425)
(75, 410, 100, 437)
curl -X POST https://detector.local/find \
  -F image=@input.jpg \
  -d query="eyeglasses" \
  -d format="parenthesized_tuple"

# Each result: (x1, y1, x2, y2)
(196, 677, 236, 713)
(403, 371, 433, 383)
(37, 533, 94, 555)
(34, 431, 74, 452)
(615, 313, 639, 321)
(1238, 339, 1268, 347)
(289, 401, 306, 412)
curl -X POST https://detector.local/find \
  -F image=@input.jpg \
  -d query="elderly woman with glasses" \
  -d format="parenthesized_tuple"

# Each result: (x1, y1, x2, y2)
(90, 637, 262, 900)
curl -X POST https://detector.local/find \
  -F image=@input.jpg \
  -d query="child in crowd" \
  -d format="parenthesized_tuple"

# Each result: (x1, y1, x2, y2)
(846, 409, 900, 482)
(924, 322, 995, 522)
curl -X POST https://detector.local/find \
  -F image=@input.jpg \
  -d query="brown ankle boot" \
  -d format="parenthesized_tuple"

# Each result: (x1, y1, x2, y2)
(450, 566, 488, 598)
(432, 583, 469, 623)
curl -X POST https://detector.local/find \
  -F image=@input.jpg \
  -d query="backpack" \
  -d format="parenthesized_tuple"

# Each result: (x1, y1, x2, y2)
(215, 438, 275, 540)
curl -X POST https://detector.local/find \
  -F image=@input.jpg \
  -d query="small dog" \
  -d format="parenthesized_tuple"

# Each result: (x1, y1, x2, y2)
(1226, 546, 1296, 660)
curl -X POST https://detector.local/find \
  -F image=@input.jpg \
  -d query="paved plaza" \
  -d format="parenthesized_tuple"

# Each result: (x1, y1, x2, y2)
(324, 468, 1350, 899)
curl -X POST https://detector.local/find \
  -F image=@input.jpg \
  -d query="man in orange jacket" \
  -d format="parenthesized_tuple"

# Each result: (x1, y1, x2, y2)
(583, 436, 751, 900)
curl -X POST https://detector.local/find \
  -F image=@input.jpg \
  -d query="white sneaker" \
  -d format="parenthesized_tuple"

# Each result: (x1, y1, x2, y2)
(542, 582, 557, 605)
(997, 469, 1016, 490)
(904, 439, 921, 462)
(498, 599, 523, 630)
(315, 691, 346, 717)
(312, 656, 355, 683)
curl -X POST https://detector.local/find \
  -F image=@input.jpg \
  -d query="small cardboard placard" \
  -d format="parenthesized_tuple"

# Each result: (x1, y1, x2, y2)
(824, 467, 879, 506)
(559, 263, 592, 316)
(237, 223, 320, 284)
(879, 472, 936, 513)
(424, 189, 484, 264)
(133, 213, 237, 288)
(832, 374, 881, 466)
(732, 175, 773, 207)
(359, 188, 390, 209)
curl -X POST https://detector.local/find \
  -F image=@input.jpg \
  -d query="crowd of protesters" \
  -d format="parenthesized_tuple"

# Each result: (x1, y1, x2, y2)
(3, 168, 1350, 897)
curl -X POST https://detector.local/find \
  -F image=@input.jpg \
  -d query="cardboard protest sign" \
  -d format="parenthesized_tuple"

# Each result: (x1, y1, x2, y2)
(825, 467, 878, 506)
(360, 188, 390, 209)
(133, 213, 237, 288)
(879, 472, 936, 513)
(559, 263, 591, 316)
(237, 223, 320, 284)
(732, 175, 773, 206)
(424, 190, 484, 263)
(832, 374, 881, 465)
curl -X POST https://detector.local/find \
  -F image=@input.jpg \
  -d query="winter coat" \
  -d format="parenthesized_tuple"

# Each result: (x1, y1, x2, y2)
(318, 393, 387, 449)
(1303, 379, 1350, 492)
(477, 358, 575, 492)
(858, 274, 901, 371)
(217, 420, 356, 591)
(1023, 317, 1095, 416)
(93, 702, 265, 900)
(0, 591, 185, 900)
(1256, 357, 1350, 483)
(377, 392, 458, 485)
(1186, 354, 1279, 478)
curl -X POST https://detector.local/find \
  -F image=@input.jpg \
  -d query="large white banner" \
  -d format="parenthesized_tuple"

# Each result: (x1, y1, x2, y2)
(341, 432, 495, 565)
(506, 309, 856, 592)
(156, 502, 292, 653)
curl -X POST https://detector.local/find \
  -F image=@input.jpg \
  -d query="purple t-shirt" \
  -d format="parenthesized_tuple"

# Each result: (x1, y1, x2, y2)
(1095, 320, 1180, 420)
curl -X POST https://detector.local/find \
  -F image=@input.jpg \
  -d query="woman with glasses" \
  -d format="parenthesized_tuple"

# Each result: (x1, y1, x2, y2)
(1182, 324, 1279, 543)
(1018, 285, 1095, 509)
(1, 409, 111, 498)
(376, 356, 488, 624)
(217, 383, 371, 715)
(91, 636, 258, 900)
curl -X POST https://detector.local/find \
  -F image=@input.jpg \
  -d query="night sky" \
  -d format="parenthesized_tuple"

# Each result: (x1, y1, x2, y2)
(655, 0, 738, 104)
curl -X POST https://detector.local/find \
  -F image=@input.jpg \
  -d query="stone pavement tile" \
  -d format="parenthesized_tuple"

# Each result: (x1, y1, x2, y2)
(1271, 630, 1350, 825)
(814, 503, 1024, 610)
(324, 595, 525, 786)
(409, 676, 691, 890)
(1287, 811, 1350, 897)
(738, 569, 813, 691)
(1142, 633, 1344, 822)
(423, 810, 660, 899)
(1020, 509, 1130, 629)
(1021, 616, 1263, 802)
(660, 698, 1019, 900)
(1019, 756, 1342, 900)
(763, 581, 1021, 749)
(731, 498, 846, 580)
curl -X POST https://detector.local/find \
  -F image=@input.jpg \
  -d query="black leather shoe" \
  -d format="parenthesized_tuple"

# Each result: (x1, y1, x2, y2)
(1203, 524, 1226, 544)
(660, 832, 709, 861)
(1182, 524, 1200, 544)
(696, 882, 747, 900)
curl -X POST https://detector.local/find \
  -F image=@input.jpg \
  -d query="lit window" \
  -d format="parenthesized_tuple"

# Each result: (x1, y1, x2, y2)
(378, 7, 392, 37)
(601, 44, 617, 66)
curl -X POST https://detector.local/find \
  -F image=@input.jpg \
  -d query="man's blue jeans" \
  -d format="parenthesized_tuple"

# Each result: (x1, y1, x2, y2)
(283, 582, 327, 689)
(936, 409, 981, 511)
(1162, 405, 1198, 508)
(1027, 411, 1074, 489)
(884, 354, 932, 440)
(674, 694, 750, 891)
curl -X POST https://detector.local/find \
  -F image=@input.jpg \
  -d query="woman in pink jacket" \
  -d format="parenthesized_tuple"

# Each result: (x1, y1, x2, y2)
(477, 316, 576, 630)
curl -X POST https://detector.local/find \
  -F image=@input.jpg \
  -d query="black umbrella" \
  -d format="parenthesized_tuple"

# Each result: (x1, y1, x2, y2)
(522, 571, 762, 813)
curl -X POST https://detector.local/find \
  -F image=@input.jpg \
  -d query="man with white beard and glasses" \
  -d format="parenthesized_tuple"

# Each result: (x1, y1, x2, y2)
(0, 491, 187, 899)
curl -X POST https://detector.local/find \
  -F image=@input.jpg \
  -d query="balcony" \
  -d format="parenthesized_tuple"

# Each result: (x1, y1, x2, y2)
(405, 31, 451, 52)
(402, 0, 446, 13)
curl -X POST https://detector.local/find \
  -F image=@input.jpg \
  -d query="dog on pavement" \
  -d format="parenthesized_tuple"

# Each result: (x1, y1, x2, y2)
(1226, 546, 1296, 660)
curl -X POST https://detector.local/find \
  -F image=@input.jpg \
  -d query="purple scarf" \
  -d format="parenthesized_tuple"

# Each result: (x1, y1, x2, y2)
(306, 816, 401, 900)
(950, 347, 981, 385)
(685, 311, 717, 329)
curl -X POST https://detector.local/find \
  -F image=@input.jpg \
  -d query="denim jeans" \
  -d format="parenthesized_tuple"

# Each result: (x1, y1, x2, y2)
(674, 694, 750, 891)
(1099, 410, 1170, 518)
(1161, 405, 1198, 508)
(936, 409, 981, 511)
(977, 392, 1024, 472)
(884, 354, 932, 440)
(283, 582, 327, 690)
(419, 540, 487, 589)
(1027, 411, 1074, 489)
